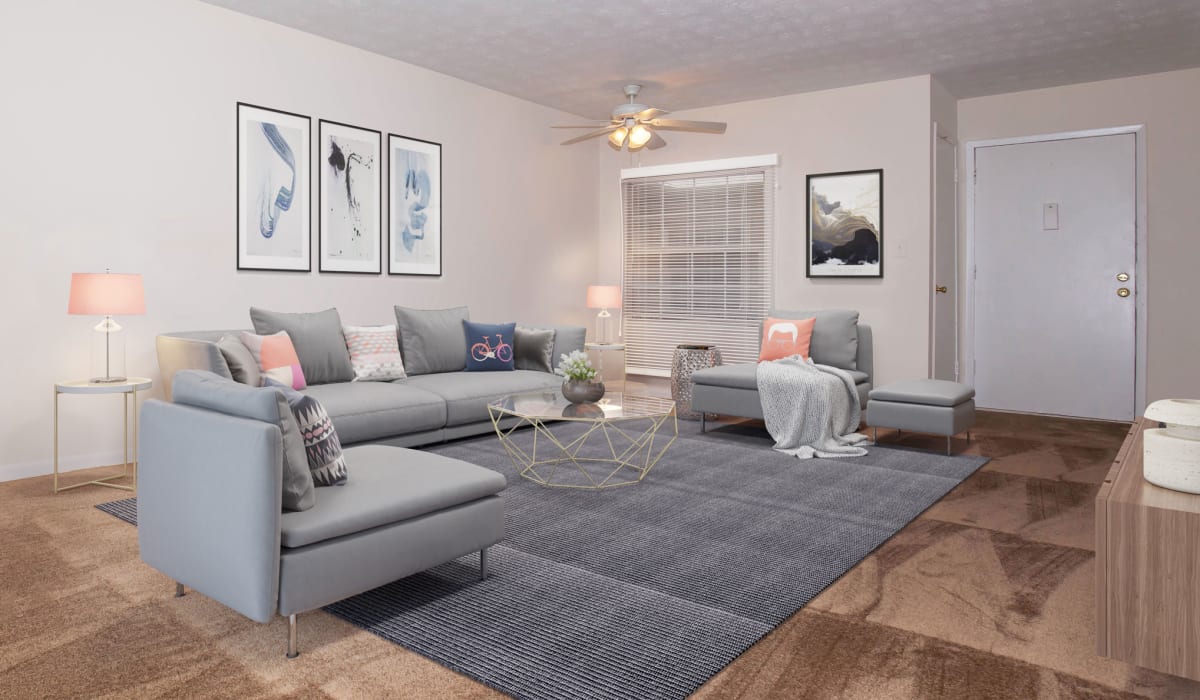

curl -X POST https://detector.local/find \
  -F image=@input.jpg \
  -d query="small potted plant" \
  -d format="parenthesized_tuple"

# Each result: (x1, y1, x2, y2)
(555, 350, 605, 404)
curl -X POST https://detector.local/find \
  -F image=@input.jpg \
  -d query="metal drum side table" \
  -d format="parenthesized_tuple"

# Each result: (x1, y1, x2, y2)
(671, 345, 722, 421)
(53, 377, 152, 493)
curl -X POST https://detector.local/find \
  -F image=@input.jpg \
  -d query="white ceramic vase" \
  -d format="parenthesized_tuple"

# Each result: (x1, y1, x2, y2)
(1143, 399, 1200, 494)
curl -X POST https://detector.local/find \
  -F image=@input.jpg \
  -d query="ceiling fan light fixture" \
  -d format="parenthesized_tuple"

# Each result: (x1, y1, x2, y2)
(629, 124, 652, 148)
(608, 127, 628, 148)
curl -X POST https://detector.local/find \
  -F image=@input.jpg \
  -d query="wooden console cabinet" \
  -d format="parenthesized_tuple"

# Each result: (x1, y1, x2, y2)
(1096, 417, 1200, 681)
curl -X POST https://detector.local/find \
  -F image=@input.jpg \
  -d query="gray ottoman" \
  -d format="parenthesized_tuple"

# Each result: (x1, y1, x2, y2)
(867, 379, 975, 455)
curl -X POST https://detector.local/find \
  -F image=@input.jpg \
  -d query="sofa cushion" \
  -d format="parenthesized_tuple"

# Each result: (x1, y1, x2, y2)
(250, 307, 355, 385)
(394, 306, 470, 375)
(464, 320, 516, 372)
(172, 370, 315, 512)
(301, 382, 447, 444)
(240, 331, 307, 390)
(279, 444, 505, 548)
(868, 379, 975, 407)
(768, 309, 860, 370)
(402, 370, 561, 425)
(514, 326, 556, 373)
(217, 333, 261, 386)
(692, 363, 869, 391)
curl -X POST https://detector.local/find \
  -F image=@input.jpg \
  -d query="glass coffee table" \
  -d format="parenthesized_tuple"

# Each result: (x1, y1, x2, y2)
(487, 391, 678, 489)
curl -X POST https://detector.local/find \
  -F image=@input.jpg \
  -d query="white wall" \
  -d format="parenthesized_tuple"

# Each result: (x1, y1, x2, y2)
(957, 67, 1200, 404)
(0, 0, 599, 481)
(596, 75, 935, 387)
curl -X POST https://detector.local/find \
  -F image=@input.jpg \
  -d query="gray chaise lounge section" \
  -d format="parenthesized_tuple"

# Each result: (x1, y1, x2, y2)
(689, 320, 873, 428)
(155, 325, 585, 447)
(139, 391, 507, 657)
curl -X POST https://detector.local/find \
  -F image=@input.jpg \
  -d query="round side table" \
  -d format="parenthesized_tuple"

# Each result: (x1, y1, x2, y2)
(54, 377, 153, 494)
(671, 345, 722, 420)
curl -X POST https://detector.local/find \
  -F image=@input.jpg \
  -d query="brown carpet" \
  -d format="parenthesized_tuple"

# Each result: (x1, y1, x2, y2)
(3, 412, 1199, 699)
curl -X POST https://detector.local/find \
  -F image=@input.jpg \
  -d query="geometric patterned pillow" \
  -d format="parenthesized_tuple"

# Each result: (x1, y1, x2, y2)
(240, 330, 307, 389)
(267, 379, 348, 486)
(343, 324, 407, 382)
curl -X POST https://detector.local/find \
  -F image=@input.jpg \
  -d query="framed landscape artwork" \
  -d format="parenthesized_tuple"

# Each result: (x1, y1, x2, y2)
(806, 169, 883, 278)
(388, 133, 442, 276)
(237, 103, 311, 271)
(319, 119, 382, 274)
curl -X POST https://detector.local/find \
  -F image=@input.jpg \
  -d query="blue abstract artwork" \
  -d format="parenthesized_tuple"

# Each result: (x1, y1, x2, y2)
(389, 134, 441, 276)
(238, 103, 310, 271)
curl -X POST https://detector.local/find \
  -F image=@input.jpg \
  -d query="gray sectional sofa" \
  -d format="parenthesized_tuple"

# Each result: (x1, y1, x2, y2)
(690, 310, 873, 428)
(155, 323, 585, 448)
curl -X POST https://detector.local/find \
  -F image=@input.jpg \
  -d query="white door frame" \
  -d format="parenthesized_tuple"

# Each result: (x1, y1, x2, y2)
(964, 125, 1148, 417)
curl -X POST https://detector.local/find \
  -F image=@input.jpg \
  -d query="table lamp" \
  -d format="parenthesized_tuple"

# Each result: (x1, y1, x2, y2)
(586, 285, 621, 344)
(68, 270, 145, 383)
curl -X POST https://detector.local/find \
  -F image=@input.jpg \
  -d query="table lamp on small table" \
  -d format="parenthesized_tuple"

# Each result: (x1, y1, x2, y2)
(586, 285, 621, 344)
(68, 270, 145, 383)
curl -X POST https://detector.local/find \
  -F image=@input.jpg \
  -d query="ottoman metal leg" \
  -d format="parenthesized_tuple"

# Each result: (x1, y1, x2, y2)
(700, 414, 706, 433)
(480, 547, 490, 580)
(947, 436, 952, 456)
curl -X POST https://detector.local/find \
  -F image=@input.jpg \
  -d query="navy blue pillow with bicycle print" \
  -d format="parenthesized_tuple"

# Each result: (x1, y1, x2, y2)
(463, 321, 517, 372)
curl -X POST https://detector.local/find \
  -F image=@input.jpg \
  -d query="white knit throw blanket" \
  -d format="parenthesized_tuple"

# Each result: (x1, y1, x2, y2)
(756, 355, 870, 459)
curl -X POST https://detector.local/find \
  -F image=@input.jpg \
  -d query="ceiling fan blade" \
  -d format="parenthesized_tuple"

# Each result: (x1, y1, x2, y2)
(646, 130, 667, 150)
(551, 122, 613, 128)
(560, 125, 619, 145)
(634, 107, 668, 121)
(647, 118, 726, 134)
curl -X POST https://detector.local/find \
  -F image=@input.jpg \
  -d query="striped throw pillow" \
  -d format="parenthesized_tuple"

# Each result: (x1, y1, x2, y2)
(344, 324, 407, 382)
(267, 379, 348, 487)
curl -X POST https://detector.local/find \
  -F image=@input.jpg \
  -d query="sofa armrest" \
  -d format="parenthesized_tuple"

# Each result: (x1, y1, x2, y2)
(155, 336, 232, 400)
(857, 323, 873, 384)
(138, 400, 283, 623)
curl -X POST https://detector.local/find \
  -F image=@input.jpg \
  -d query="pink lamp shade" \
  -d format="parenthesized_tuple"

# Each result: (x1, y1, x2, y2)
(586, 285, 622, 309)
(68, 272, 145, 315)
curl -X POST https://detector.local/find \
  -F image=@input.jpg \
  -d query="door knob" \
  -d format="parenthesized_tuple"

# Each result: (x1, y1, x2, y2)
(1117, 287, 1131, 298)
(935, 286, 948, 293)
(1116, 273, 1130, 282)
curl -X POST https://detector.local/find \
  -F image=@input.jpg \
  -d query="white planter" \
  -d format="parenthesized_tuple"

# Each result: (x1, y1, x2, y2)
(1143, 399, 1200, 493)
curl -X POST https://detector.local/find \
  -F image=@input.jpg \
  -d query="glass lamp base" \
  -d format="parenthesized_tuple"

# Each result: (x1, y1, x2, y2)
(91, 316, 127, 384)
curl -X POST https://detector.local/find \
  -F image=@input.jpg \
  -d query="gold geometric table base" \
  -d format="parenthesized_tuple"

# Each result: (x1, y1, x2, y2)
(488, 405, 677, 490)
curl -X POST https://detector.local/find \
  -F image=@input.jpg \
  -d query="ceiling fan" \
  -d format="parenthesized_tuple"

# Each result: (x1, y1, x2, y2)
(553, 84, 727, 151)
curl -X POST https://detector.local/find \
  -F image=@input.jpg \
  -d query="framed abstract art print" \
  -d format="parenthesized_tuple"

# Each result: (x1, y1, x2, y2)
(806, 169, 883, 278)
(319, 119, 382, 274)
(388, 133, 442, 276)
(237, 102, 311, 271)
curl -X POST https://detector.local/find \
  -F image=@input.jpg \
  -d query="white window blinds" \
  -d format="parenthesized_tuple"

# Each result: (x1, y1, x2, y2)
(621, 162, 775, 376)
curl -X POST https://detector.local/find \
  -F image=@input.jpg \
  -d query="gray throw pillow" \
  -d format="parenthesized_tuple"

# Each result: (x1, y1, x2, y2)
(514, 326, 557, 373)
(393, 306, 470, 375)
(171, 370, 315, 511)
(267, 380, 349, 486)
(767, 309, 860, 370)
(249, 307, 354, 385)
(217, 333, 261, 387)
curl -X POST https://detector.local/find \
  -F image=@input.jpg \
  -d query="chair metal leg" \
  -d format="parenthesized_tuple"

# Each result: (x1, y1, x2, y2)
(872, 426, 877, 442)
(174, 582, 185, 598)
(480, 547, 490, 580)
(286, 614, 299, 659)
(700, 413, 706, 433)
(946, 436, 952, 456)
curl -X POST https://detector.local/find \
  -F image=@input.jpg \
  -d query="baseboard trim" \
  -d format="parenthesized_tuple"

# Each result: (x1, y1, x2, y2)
(0, 450, 129, 484)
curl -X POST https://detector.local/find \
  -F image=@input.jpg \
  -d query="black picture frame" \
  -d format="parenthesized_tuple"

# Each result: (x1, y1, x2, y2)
(318, 119, 383, 275)
(387, 133, 443, 277)
(806, 168, 884, 279)
(236, 102, 312, 272)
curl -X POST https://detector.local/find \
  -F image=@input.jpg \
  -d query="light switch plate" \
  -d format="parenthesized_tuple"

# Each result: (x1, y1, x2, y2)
(1043, 203, 1059, 230)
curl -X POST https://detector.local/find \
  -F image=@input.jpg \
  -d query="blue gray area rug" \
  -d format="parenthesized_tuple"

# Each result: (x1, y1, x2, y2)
(99, 421, 986, 700)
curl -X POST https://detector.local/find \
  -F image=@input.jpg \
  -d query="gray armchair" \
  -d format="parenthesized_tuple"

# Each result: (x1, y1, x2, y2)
(138, 391, 506, 657)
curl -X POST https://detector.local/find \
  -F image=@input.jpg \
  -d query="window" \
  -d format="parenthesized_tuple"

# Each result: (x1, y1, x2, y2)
(621, 156, 776, 375)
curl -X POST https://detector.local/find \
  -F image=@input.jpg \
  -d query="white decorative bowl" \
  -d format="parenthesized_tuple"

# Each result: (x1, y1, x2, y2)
(1143, 399, 1200, 493)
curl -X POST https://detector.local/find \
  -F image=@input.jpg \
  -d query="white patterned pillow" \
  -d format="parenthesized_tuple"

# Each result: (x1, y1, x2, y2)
(343, 325, 407, 381)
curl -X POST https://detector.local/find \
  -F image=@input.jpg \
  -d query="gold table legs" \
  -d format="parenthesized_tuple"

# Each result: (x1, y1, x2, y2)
(53, 388, 140, 494)
(488, 407, 678, 489)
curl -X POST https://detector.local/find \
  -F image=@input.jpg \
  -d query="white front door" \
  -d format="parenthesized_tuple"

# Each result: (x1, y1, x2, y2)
(931, 132, 957, 380)
(973, 133, 1136, 421)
